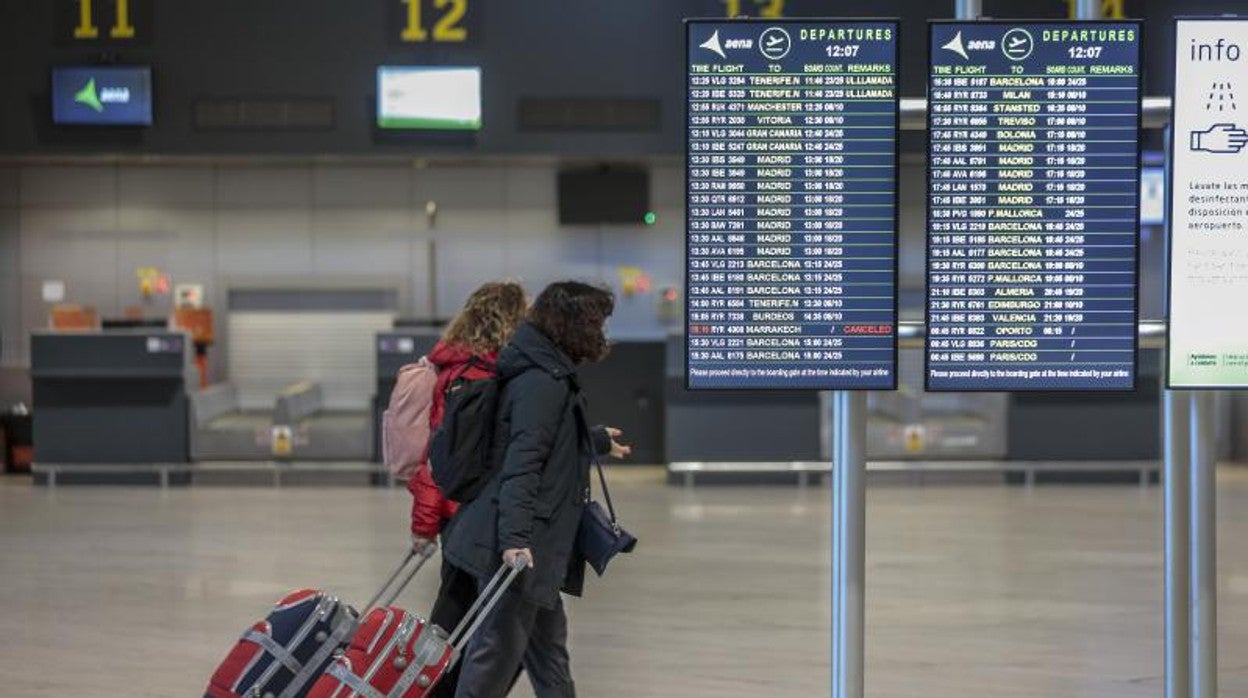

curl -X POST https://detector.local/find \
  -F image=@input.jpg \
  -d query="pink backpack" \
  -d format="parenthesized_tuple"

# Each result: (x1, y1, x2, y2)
(382, 357, 438, 480)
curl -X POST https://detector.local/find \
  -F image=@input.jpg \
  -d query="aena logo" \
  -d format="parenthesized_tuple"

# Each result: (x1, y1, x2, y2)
(73, 78, 132, 113)
(700, 31, 753, 59)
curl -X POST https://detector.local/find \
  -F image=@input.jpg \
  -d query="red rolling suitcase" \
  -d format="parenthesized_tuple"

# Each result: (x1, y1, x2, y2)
(205, 546, 436, 698)
(307, 556, 527, 698)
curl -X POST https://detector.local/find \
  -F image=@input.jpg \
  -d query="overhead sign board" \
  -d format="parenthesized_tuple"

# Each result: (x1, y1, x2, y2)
(1168, 18, 1248, 388)
(925, 21, 1143, 391)
(685, 19, 900, 390)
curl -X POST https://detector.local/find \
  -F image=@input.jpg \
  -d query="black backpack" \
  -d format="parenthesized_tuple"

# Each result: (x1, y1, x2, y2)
(428, 368, 504, 504)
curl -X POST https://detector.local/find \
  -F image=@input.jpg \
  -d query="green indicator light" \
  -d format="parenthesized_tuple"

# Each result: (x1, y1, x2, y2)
(643, 211, 657, 226)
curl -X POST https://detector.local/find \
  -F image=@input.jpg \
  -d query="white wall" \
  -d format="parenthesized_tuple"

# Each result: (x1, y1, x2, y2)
(0, 162, 686, 380)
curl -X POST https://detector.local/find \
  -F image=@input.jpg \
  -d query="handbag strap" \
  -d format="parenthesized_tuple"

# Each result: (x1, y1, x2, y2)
(573, 403, 619, 525)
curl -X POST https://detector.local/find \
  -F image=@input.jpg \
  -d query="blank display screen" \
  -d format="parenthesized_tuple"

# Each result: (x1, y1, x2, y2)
(557, 168, 649, 225)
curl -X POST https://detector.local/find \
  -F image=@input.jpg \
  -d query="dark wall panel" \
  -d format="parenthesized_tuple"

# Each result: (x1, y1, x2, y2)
(5, 0, 1219, 157)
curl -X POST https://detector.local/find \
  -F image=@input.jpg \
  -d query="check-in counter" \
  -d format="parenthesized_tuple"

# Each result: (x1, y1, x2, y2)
(372, 329, 442, 462)
(31, 330, 194, 484)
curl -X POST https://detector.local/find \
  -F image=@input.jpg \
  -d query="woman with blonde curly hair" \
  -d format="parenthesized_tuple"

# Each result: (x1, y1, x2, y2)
(407, 280, 527, 698)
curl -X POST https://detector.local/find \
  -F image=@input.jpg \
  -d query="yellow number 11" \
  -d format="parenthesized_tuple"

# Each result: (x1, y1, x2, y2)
(74, 0, 136, 40)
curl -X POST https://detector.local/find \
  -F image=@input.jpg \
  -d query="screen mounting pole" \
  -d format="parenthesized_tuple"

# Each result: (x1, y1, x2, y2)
(1074, 0, 1102, 20)
(1162, 122, 1191, 698)
(1190, 390, 1217, 698)
(830, 390, 867, 698)
(1165, 383, 1192, 698)
(954, 0, 981, 20)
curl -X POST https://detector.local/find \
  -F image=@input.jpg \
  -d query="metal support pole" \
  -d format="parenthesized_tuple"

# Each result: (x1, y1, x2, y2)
(1074, 0, 1102, 20)
(1190, 391, 1218, 698)
(1165, 387, 1192, 698)
(831, 391, 867, 698)
(954, 0, 981, 21)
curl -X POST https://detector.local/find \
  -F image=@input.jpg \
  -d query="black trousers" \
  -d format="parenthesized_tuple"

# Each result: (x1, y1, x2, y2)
(453, 586, 575, 698)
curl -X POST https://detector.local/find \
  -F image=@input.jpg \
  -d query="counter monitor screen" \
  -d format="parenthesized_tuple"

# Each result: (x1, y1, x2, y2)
(685, 19, 900, 390)
(925, 21, 1142, 391)
(52, 66, 153, 126)
(377, 66, 481, 131)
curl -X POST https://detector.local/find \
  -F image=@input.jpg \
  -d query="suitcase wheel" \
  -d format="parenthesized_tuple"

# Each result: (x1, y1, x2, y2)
(394, 656, 408, 670)
(416, 675, 431, 688)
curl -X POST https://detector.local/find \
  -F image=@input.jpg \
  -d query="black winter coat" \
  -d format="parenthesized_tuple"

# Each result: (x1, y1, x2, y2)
(442, 322, 611, 609)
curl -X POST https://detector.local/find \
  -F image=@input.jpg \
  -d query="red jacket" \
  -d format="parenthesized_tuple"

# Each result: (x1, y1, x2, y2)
(407, 341, 498, 539)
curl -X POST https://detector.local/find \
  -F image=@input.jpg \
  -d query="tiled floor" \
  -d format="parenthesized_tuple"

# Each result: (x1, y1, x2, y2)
(1, 467, 1246, 696)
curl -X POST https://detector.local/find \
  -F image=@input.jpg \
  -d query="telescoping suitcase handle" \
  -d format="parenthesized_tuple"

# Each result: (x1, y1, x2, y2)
(377, 555, 528, 698)
(445, 554, 529, 653)
(362, 541, 438, 613)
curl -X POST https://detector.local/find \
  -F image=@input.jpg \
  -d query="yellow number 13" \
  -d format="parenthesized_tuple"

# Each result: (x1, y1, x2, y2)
(75, 0, 136, 40)
(1065, 0, 1125, 19)
(722, 0, 785, 18)
(402, 0, 468, 43)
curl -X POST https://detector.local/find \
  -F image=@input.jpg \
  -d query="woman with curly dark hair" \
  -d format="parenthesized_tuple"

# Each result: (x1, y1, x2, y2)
(443, 281, 631, 698)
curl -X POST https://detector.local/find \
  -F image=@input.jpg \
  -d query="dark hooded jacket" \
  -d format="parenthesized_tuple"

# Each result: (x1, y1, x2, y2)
(442, 322, 611, 609)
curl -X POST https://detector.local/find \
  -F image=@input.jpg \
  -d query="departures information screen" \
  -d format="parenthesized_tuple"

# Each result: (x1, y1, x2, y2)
(685, 19, 899, 390)
(926, 21, 1142, 391)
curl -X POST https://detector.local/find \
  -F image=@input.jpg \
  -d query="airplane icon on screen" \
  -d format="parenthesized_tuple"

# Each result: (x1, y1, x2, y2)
(1001, 28, 1034, 61)
(758, 27, 791, 60)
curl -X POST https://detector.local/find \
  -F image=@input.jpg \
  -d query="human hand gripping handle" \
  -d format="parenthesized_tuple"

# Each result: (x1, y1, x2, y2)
(1191, 123, 1248, 153)
(411, 535, 437, 555)
(503, 548, 533, 569)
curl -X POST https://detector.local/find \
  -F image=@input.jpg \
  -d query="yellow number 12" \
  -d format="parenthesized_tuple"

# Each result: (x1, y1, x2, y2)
(401, 0, 467, 43)
(74, 0, 136, 40)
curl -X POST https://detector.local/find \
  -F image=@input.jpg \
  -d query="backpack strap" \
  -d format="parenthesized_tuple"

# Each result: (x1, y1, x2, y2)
(444, 355, 498, 394)
(466, 354, 497, 373)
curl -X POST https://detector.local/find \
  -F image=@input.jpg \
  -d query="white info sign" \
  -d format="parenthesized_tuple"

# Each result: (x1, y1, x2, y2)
(1170, 18, 1248, 388)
